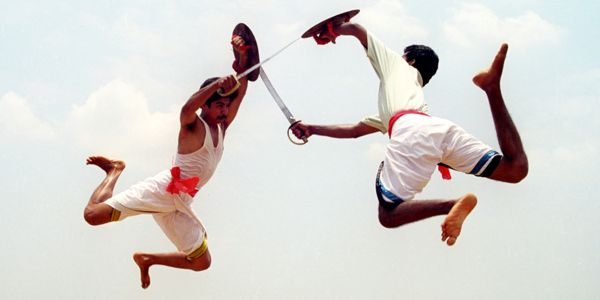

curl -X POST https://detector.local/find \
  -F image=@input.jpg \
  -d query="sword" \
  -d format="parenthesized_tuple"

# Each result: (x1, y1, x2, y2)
(259, 67, 308, 145)
(239, 37, 300, 80)
(219, 37, 301, 96)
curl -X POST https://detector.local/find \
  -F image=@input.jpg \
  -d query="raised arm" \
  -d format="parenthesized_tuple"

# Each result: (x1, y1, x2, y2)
(291, 121, 379, 139)
(224, 34, 252, 128)
(317, 22, 368, 49)
(224, 76, 247, 128)
(180, 75, 237, 127)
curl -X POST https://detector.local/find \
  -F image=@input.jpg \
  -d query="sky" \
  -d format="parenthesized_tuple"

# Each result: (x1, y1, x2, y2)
(1, 0, 599, 299)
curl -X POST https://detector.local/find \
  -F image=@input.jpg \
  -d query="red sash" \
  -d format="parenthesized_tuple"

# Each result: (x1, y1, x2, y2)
(166, 167, 200, 197)
(388, 110, 452, 180)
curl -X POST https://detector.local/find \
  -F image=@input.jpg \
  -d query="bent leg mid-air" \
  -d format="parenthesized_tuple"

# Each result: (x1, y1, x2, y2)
(84, 156, 125, 226)
(473, 44, 528, 183)
(133, 250, 212, 289)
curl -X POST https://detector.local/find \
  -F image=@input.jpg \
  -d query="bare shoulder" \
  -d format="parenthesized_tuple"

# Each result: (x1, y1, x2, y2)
(179, 116, 205, 140)
(178, 117, 206, 153)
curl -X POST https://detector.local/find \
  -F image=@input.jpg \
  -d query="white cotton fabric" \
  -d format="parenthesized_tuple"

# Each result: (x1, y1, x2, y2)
(360, 31, 429, 133)
(380, 114, 495, 201)
(105, 117, 224, 254)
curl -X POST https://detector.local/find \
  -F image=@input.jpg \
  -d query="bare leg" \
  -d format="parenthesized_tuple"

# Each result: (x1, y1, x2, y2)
(473, 44, 528, 183)
(133, 250, 211, 289)
(378, 199, 456, 228)
(379, 193, 477, 246)
(84, 156, 126, 225)
(440, 193, 478, 246)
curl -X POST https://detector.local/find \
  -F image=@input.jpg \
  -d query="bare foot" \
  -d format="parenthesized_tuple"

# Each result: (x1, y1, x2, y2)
(86, 156, 125, 174)
(133, 253, 152, 289)
(472, 43, 508, 93)
(441, 193, 477, 246)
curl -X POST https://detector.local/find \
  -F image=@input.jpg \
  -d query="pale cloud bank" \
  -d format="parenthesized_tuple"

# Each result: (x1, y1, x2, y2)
(63, 79, 177, 166)
(0, 92, 56, 141)
(361, 0, 428, 41)
(443, 3, 564, 48)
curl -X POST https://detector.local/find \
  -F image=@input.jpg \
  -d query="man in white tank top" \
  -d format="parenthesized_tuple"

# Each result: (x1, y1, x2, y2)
(292, 22, 528, 247)
(81, 35, 250, 289)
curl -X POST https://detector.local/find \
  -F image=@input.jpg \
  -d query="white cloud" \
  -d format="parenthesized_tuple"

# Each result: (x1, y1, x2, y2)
(63, 79, 178, 167)
(361, 0, 428, 41)
(443, 3, 564, 48)
(0, 92, 56, 141)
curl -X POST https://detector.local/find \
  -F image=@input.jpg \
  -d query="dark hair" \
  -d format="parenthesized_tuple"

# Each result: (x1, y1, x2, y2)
(200, 77, 238, 106)
(403, 45, 439, 86)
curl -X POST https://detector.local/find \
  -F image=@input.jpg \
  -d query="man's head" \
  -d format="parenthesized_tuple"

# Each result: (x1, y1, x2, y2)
(199, 77, 238, 125)
(403, 45, 439, 86)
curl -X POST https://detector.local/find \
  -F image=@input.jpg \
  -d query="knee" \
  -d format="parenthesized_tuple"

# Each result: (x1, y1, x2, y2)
(190, 253, 211, 272)
(83, 207, 105, 226)
(378, 210, 400, 229)
(508, 158, 529, 183)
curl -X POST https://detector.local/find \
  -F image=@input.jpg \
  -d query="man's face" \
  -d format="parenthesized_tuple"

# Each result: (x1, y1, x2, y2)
(203, 98, 231, 125)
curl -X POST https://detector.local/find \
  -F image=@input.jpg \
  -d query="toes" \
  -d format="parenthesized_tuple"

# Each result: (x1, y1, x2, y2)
(446, 237, 457, 246)
(441, 225, 448, 241)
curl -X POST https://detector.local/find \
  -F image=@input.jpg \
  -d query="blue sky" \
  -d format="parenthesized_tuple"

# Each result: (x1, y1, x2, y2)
(1, 0, 599, 299)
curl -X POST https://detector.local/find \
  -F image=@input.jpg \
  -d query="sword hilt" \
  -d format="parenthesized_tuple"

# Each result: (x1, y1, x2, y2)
(287, 120, 308, 145)
(217, 76, 241, 97)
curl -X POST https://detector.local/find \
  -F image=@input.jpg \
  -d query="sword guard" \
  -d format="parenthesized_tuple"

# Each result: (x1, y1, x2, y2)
(287, 120, 308, 145)
(217, 77, 241, 97)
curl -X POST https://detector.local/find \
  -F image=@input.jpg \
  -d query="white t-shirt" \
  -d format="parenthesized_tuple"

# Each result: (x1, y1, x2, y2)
(360, 31, 429, 133)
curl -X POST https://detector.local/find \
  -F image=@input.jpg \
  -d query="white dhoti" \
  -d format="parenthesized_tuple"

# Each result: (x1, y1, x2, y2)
(379, 113, 500, 202)
(104, 169, 206, 255)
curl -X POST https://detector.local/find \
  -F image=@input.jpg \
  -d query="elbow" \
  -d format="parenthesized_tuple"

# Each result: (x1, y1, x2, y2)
(180, 104, 198, 121)
(180, 104, 193, 116)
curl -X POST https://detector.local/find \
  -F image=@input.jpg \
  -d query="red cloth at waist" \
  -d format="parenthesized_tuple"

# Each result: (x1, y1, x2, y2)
(387, 110, 452, 180)
(166, 166, 200, 197)
(387, 110, 429, 138)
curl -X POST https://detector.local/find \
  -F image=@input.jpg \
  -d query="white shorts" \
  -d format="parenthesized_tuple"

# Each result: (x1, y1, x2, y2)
(104, 170, 206, 255)
(378, 114, 501, 203)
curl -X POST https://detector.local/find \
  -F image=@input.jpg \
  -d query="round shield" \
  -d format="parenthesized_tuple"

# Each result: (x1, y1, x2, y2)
(232, 23, 260, 81)
(301, 9, 360, 39)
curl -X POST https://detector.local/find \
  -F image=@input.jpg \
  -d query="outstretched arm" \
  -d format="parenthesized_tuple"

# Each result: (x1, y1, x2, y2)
(291, 121, 379, 139)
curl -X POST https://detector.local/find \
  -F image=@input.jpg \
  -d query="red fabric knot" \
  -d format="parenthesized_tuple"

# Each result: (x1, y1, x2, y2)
(438, 165, 452, 180)
(326, 21, 340, 43)
(166, 166, 200, 197)
(313, 21, 340, 45)
(313, 34, 331, 45)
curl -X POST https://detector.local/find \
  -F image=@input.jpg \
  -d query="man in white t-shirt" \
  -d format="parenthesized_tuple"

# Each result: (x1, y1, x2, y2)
(292, 22, 528, 246)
